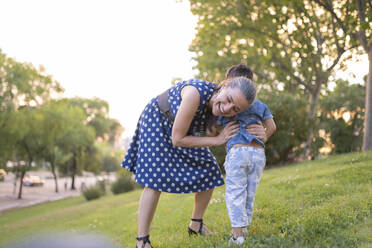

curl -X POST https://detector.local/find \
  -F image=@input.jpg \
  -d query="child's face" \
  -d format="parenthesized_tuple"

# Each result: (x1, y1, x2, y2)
(211, 86, 250, 117)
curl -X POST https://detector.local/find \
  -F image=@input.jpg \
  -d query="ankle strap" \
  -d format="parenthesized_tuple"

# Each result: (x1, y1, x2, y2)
(190, 218, 203, 223)
(136, 234, 150, 243)
(191, 218, 203, 233)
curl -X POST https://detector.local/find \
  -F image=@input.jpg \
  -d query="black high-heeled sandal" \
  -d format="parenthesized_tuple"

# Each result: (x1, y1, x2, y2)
(188, 218, 204, 236)
(136, 235, 152, 248)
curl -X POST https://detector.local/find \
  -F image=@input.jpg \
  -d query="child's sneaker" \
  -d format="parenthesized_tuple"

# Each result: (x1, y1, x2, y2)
(242, 227, 248, 237)
(228, 235, 245, 247)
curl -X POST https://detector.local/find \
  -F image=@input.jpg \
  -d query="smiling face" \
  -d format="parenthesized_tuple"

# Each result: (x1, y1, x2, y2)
(210, 86, 251, 117)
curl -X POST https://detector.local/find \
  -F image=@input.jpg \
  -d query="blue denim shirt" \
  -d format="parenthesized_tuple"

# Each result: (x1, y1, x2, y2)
(217, 100, 273, 151)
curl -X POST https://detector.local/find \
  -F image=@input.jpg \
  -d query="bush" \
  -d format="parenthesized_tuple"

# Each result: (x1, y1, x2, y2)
(83, 186, 103, 201)
(110, 174, 135, 195)
(96, 179, 106, 195)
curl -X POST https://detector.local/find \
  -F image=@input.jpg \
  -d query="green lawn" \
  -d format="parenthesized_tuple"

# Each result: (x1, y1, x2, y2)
(1, 152, 371, 247)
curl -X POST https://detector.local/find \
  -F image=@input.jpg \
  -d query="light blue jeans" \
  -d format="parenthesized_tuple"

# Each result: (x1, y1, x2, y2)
(224, 146, 266, 227)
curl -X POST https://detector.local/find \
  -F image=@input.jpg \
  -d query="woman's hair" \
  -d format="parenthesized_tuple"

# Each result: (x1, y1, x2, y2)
(225, 64, 253, 80)
(218, 76, 256, 105)
(206, 76, 256, 133)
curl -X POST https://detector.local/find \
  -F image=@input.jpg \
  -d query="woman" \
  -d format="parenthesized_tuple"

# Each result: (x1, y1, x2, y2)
(122, 77, 266, 248)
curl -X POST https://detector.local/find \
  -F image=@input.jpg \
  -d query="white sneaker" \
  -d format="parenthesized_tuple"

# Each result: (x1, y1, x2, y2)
(228, 235, 245, 247)
(242, 227, 248, 237)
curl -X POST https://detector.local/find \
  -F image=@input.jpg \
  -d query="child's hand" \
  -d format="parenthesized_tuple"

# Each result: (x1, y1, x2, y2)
(246, 121, 267, 142)
(216, 121, 239, 145)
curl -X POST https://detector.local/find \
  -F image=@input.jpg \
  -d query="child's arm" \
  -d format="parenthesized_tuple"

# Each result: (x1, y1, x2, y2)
(263, 118, 276, 141)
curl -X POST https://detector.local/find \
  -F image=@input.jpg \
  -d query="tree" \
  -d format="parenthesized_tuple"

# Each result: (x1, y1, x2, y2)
(310, 0, 372, 151)
(320, 79, 365, 153)
(39, 100, 81, 192)
(68, 97, 124, 146)
(13, 107, 45, 199)
(0, 49, 63, 166)
(100, 144, 125, 173)
(261, 89, 315, 164)
(56, 103, 95, 190)
(189, 0, 360, 157)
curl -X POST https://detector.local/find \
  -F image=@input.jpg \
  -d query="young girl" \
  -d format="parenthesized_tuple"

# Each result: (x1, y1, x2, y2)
(217, 64, 276, 246)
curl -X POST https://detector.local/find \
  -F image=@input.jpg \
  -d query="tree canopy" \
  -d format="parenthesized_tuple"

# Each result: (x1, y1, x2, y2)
(189, 0, 371, 158)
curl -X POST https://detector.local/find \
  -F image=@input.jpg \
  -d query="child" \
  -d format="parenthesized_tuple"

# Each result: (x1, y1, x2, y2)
(218, 64, 276, 246)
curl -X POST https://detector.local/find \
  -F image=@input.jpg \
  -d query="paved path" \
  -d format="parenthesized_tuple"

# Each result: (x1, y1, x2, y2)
(0, 171, 108, 213)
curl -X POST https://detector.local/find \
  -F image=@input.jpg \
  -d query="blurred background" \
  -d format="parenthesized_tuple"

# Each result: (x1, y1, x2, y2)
(0, 0, 370, 215)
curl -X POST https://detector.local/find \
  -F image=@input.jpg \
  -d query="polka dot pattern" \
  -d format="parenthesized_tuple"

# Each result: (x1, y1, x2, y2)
(122, 79, 224, 193)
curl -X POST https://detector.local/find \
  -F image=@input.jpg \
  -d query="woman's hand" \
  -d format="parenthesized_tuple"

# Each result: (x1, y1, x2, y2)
(215, 121, 239, 145)
(246, 121, 267, 142)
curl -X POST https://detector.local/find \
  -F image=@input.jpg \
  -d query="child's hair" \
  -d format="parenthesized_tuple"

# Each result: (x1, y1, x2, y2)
(225, 64, 253, 80)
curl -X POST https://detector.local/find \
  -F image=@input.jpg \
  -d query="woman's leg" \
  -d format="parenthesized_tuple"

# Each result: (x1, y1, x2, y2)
(137, 187, 161, 247)
(189, 188, 214, 234)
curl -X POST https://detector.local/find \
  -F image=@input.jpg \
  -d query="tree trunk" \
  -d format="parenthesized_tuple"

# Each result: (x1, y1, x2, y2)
(304, 86, 321, 159)
(362, 51, 372, 151)
(18, 170, 25, 199)
(51, 163, 59, 193)
(71, 156, 77, 190)
(13, 172, 18, 195)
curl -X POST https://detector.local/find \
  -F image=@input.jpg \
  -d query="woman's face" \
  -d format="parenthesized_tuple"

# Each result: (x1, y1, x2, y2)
(211, 86, 250, 117)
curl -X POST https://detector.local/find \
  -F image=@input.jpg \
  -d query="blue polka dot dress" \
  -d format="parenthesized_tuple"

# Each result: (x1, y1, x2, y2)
(122, 79, 224, 193)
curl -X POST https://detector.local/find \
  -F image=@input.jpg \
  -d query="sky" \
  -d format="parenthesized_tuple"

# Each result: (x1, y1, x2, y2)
(0, 0, 369, 140)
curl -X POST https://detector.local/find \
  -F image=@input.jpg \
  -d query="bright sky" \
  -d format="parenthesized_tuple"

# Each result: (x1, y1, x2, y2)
(0, 0, 369, 141)
(0, 0, 197, 138)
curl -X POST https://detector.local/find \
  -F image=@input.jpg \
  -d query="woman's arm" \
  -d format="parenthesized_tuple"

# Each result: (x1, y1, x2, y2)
(172, 86, 239, 148)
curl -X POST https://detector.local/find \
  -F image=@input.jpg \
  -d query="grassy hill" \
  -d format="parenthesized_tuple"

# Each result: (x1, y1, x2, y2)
(0, 152, 371, 247)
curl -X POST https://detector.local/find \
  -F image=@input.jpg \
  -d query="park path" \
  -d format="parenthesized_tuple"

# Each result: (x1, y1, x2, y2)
(0, 171, 106, 213)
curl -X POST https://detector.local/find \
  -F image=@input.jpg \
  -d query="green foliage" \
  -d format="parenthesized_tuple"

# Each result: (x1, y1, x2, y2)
(188, 0, 370, 156)
(110, 171, 136, 195)
(96, 180, 106, 195)
(83, 185, 103, 201)
(96, 142, 123, 173)
(0, 50, 123, 193)
(68, 97, 124, 146)
(260, 89, 314, 164)
(0, 152, 371, 247)
(103, 154, 121, 173)
(11, 107, 48, 198)
(189, 0, 350, 85)
(0, 49, 63, 112)
(0, 49, 63, 164)
(320, 79, 365, 153)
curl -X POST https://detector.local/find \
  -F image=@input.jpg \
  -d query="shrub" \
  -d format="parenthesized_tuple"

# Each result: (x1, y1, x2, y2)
(110, 174, 135, 195)
(83, 186, 102, 201)
(96, 179, 106, 195)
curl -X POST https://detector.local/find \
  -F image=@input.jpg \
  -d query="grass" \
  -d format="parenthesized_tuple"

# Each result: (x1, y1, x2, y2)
(0, 151, 371, 247)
